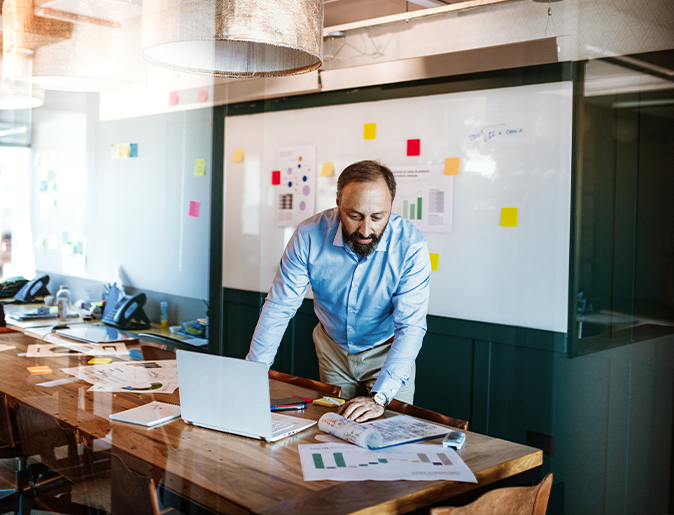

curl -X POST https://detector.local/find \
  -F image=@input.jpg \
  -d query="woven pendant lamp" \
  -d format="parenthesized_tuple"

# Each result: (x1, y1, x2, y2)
(2, 0, 147, 92)
(141, 0, 323, 78)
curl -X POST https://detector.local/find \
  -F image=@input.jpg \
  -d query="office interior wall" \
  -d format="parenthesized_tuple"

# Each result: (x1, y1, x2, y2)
(29, 92, 212, 322)
(222, 80, 572, 333)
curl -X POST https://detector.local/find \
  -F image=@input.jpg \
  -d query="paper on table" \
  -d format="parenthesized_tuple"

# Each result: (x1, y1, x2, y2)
(61, 360, 178, 394)
(318, 413, 383, 449)
(0, 345, 15, 353)
(27, 343, 128, 357)
(363, 414, 449, 448)
(299, 443, 477, 482)
(38, 377, 81, 387)
(109, 401, 181, 427)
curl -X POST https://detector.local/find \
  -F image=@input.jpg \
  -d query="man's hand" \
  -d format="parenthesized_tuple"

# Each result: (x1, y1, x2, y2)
(337, 396, 385, 422)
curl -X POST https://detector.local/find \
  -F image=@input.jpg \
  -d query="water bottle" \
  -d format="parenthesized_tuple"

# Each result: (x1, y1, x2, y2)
(55, 285, 71, 319)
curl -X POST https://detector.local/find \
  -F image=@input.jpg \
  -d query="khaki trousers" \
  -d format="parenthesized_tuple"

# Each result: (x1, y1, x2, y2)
(312, 323, 415, 403)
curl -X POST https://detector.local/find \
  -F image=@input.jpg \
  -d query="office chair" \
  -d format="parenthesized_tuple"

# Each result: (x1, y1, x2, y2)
(268, 369, 343, 398)
(109, 452, 175, 515)
(387, 399, 468, 431)
(430, 473, 553, 515)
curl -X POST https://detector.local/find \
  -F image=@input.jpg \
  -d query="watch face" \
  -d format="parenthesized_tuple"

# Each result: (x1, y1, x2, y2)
(373, 392, 387, 406)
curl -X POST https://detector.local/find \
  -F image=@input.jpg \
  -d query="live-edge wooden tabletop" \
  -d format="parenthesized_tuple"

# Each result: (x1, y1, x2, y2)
(0, 331, 542, 515)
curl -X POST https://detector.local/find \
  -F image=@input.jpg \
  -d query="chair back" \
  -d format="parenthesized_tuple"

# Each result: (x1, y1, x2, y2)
(430, 473, 553, 515)
(387, 399, 468, 431)
(140, 342, 176, 361)
(110, 452, 164, 515)
(268, 369, 342, 398)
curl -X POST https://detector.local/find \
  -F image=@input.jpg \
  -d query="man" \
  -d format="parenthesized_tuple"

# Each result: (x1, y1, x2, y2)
(246, 160, 431, 422)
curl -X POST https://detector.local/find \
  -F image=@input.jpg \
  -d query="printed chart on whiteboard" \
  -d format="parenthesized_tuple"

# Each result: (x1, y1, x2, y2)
(275, 146, 316, 227)
(390, 166, 453, 233)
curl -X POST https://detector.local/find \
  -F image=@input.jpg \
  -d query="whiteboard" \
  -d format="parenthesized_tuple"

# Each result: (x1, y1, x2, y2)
(223, 81, 572, 332)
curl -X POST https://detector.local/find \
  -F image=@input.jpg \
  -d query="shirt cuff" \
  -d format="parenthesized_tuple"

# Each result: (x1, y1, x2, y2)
(371, 373, 402, 402)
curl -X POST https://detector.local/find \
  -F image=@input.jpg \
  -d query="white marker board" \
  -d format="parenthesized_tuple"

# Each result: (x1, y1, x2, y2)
(223, 81, 572, 332)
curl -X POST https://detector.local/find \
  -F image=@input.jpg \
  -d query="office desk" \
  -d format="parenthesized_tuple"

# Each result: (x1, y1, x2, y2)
(0, 332, 542, 515)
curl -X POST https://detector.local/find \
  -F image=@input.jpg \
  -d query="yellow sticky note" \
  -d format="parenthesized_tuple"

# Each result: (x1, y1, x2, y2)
(429, 253, 439, 271)
(500, 208, 518, 227)
(232, 148, 244, 162)
(119, 143, 130, 158)
(444, 157, 460, 175)
(194, 159, 206, 176)
(28, 366, 52, 375)
(313, 397, 346, 407)
(320, 162, 334, 177)
(363, 123, 376, 140)
(89, 358, 112, 365)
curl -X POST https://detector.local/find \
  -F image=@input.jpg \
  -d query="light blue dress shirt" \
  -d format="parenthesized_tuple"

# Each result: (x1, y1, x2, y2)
(246, 207, 431, 399)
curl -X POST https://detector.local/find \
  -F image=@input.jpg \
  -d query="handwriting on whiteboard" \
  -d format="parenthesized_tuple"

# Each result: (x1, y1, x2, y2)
(468, 124, 523, 142)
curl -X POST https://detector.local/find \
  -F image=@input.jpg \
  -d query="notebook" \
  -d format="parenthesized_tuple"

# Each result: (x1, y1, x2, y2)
(109, 401, 181, 427)
(56, 324, 133, 344)
(176, 350, 316, 442)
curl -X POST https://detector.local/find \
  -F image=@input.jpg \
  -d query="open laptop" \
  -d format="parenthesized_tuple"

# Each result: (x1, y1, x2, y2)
(176, 350, 316, 442)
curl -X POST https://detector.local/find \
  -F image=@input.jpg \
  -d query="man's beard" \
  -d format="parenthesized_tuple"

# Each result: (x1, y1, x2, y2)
(342, 223, 384, 257)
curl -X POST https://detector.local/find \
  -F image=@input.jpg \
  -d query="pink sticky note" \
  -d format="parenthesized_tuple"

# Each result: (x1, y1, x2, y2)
(188, 200, 200, 218)
(197, 87, 209, 103)
(272, 170, 281, 185)
(407, 139, 420, 156)
(169, 91, 179, 106)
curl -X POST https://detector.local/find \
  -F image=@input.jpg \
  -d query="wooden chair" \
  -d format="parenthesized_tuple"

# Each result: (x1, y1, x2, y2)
(139, 342, 176, 361)
(268, 369, 343, 398)
(430, 473, 553, 515)
(388, 399, 468, 431)
(109, 452, 174, 515)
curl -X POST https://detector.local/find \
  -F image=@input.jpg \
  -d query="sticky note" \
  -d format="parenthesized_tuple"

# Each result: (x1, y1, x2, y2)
(34, 235, 46, 248)
(320, 162, 334, 177)
(232, 149, 244, 162)
(364, 123, 376, 140)
(39, 180, 48, 192)
(313, 397, 346, 407)
(188, 200, 200, 218)
(119, 143, 130, 158)
(407, 139, 421, 156)
(197, 87, 209, 103)
(429, 253, 439, 271)
(129, 143, 138, 158)
(28, 366, 52, 375)
(194, 159, 206, 176)
(444, 157, 460, 175)
(500, 207, 518, 227)
(272, 170, 281, 185)
(169, 91, 179, 106)
(89, 358, 112, 365)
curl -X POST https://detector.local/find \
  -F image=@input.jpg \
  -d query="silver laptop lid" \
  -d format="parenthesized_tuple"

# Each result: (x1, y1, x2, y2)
(176, 350, 272, 439)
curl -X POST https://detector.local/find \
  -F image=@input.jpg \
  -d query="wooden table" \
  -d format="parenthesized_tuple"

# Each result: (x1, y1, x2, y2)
(0, 331, 542, 515)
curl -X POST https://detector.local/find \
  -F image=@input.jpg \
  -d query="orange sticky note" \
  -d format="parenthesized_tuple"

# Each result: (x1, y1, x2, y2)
(88, 358, 112, 365)
(320, 162, 334, 177)
(429, 253, 439, 271)
(28, 366, 52, 375)
(232, 148, 244, 162)
(444, 157, 460, 175)
(364, 123, 376, 140)
(500, 208, 518, 227)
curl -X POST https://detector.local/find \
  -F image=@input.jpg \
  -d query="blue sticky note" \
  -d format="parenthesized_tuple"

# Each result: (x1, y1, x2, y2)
(129, 143, 138, 158)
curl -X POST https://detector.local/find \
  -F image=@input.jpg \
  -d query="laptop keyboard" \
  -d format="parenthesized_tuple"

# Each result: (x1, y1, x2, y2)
(271, 419, 295, 435)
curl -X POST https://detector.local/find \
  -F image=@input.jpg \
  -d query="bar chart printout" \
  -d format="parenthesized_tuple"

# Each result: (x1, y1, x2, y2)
(299, 443, 477, 482)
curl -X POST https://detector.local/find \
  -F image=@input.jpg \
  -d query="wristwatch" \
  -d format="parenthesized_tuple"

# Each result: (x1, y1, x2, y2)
(370, 390, 389, 409)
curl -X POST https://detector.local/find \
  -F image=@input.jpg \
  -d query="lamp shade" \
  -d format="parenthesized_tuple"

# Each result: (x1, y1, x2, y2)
(0, 65, 43, 109)
(141, 0, 323, 78)
(2, 0, 147, 92)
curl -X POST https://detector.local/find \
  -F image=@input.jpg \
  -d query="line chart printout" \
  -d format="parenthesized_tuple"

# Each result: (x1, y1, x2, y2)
(61, 360, 178, 394)
(298, 443, 476, 482)
(390, 165, 453, 233)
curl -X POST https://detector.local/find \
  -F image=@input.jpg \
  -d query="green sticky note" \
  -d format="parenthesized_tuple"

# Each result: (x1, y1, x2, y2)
(429, 253, 439, 271)
(363, 123, 376, 140)
(500, 208, 518, 227)
(195, 159, 206, 176)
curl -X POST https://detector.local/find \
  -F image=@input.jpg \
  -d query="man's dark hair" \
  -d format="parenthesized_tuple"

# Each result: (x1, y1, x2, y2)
(337, 160, 396, 202)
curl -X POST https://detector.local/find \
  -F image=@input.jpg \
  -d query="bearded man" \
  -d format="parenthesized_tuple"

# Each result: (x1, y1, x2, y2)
(246, 160, 431, 422)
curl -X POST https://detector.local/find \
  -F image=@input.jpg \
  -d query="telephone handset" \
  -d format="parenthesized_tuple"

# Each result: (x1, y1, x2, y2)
(102, 293, 151, 330)
(14, 274, 50, 303)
